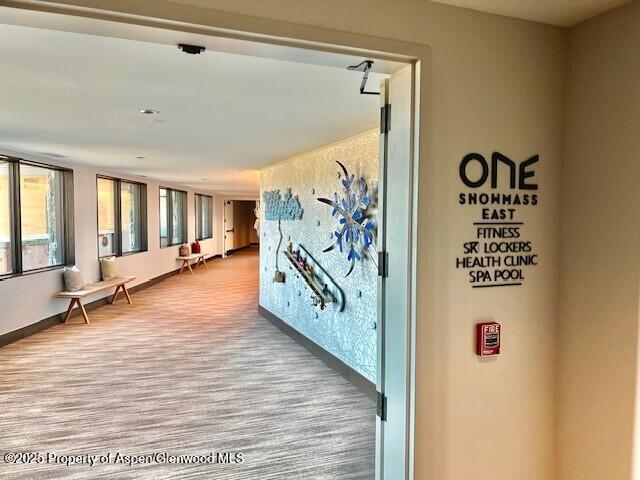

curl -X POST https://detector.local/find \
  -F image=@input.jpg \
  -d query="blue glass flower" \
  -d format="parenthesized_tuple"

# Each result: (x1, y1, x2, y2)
(318, 161, 376, 276)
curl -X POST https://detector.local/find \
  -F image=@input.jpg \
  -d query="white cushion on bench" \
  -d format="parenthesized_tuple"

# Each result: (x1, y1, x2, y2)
(63, 266, 86, 292)
(55, 276, 136, 298)
(100, 256, 119, 281)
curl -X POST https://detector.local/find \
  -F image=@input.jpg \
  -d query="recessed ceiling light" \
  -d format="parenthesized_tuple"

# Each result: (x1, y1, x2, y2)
(200, 178, 209, 181)
(139, 108, 159, 115)
(135, 156, 146, 159)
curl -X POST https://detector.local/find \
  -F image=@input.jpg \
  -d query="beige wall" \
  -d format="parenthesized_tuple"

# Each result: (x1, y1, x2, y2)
(558, 3, 640, 479)
(4, 1, 569, 479)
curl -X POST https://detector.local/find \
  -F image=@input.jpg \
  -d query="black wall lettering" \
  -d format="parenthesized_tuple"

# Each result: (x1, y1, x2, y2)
(459, 153, 489, 188)
(457, 151, 540, 288)
(491, 152, 517, 189)
(518, 155, 539, 190)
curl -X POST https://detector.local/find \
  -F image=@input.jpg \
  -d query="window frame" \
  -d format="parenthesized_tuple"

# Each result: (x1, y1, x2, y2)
(195, 193, 213, 241)
(0, 155, 75, 281)
(96, 174, 148, 259)
(159, 186, 188, 248)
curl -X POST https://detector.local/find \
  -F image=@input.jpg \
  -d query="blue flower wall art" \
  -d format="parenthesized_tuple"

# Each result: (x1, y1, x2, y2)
(318, 161, 376, 276)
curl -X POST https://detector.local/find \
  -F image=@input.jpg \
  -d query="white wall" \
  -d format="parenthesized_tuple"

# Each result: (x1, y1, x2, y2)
(558, 3, 640, 479)
(0, 155, 225, 336)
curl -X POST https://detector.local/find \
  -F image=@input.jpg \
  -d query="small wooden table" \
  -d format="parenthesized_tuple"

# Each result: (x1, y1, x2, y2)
(176, 253, 209, 274)
(55, 276, 135, 324)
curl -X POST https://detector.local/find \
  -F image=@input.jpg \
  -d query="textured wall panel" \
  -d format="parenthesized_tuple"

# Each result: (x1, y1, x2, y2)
(260, 129, 379, 381)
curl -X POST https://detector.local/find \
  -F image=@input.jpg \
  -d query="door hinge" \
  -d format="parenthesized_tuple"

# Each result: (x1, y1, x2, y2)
(380, 104, 391, 134)
(378, 251, 389, 278)
(377, 391, 388, 422)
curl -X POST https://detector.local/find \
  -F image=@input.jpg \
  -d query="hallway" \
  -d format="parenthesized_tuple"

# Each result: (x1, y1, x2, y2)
(0, 248, 375, 479)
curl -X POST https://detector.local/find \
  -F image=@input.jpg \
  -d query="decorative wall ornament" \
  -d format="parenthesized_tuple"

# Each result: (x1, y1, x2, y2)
(318, 161, 377, 276)
(283, 243, 345, 312)
(262, 188, 303, 282)
(253, 200, 261, 236)
(263, 188, 303, 221)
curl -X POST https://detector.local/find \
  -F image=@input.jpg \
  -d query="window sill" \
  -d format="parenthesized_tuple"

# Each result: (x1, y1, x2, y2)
(196, 236, 213, 241)
(121, 250, 148, 257)
(99, 249, 148, 259)
(161, 242, 186, 249)
(0, 264, 68, 282)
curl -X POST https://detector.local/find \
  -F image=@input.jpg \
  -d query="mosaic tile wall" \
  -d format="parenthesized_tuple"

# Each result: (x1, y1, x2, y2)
(260, 129, 379, 381)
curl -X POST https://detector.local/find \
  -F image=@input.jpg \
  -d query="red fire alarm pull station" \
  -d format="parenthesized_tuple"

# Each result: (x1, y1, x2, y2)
(476, 322, 501, 356)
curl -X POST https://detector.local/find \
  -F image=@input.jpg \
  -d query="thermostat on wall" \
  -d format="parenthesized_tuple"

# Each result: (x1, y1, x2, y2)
(476, 322, 501, 356)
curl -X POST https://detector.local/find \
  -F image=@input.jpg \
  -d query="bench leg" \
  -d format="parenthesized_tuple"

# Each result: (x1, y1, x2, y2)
(123, 284, 132, 305)
(179, 259, 187, 274)
(77, 299, 90, 325)
(202, 256, 209, 269)
(187, 261, 194, 274)
(63, 298, 78, 323)
(110, 284, 122, 304)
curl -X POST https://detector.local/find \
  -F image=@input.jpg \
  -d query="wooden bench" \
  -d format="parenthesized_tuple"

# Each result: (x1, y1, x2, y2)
(176, 253, 209, 274)
(55, 276, 136, 324)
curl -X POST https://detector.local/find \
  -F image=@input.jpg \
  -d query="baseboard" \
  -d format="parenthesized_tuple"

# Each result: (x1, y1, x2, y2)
(0, 253, 222, 349)
(258, 305, 376, 403)
(0, 316, 63, 348)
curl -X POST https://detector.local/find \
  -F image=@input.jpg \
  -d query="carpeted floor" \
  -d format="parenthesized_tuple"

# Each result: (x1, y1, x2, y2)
(0, 247, 375, 479)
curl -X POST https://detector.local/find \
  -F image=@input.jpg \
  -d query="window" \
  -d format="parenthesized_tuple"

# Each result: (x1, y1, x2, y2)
(121, 182, 145, 254)
(97, 177, 116, 257)
(0, 161, 11, 275)
(0, 156, 74, 278)
(97, 176, 147, 257)
(159, 187, 187, 247)
(195, 194, 213, 240)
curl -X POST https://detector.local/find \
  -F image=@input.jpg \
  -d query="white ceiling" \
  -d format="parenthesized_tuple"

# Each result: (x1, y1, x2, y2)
(0, 23, 385, 195)
(430, 0, 630, 27)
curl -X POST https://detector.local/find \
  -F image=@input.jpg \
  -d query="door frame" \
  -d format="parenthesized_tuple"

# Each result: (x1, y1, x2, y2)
(221, 196, 260, 258)
(0, 3, 429, 477)
(223, 199, 234, 257)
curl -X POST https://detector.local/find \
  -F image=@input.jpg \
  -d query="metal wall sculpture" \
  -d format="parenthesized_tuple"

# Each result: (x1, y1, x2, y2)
(263, 188, 303, 221)
(262, 188, 303, 282)
(318, 161, 376, 276)
(283, 243, 345, 312)
(253, 200, 261, 236)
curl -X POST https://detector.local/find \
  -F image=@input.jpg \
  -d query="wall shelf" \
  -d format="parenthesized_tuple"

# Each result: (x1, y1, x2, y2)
(283, 244, 345, 311)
